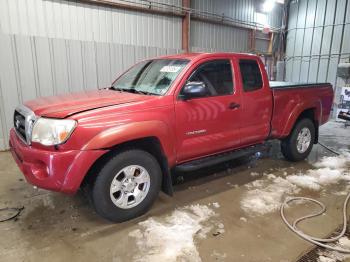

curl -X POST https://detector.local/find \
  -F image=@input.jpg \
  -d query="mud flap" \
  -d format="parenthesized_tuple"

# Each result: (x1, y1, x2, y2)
(162, 168, 174, 196)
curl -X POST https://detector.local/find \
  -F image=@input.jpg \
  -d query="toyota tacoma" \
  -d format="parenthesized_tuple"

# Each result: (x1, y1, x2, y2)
(9, 53, 334, 222)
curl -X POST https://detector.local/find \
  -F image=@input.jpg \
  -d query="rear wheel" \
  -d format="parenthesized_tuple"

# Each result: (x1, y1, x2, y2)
(90, 149, 162, 222)
(281, 118, 315, 162)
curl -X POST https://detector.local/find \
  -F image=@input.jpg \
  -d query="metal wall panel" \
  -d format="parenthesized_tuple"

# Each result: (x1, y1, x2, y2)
(190, 20, 249, 52)
(285, 0, 350, 118)
(309, 0, 327, 82)
(286, 0, 350, 84)
(0, 80, 7, 150)
(190, 0, 283, 53)
(0, 34, 21, 151)
(191, 0, 283, 29)
(285, 0, 298, 81)
(300, 0, 316, 82)
(35, 37, 55, 97)
(255, 39, 269, 53)
(0, 0, 182, 49)
(293, 0, 307, 82)
(82, 41, 99, 90)
(267, 2, 284, 28)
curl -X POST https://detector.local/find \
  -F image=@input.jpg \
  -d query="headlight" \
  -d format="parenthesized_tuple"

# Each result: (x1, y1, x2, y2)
(31, 118, 77, 146)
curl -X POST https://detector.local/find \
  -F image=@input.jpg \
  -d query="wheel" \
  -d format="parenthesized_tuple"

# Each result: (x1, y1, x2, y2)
(281, 118, 315, 162)
(91, 149, 162, 222)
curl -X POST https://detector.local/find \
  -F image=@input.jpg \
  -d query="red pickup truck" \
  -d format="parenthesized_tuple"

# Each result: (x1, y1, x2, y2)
(9, 53, 333, 222)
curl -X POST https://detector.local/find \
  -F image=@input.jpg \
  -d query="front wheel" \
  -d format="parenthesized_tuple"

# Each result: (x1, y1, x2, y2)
(90, 149, 162, 222)
(281, 118, 315, 162)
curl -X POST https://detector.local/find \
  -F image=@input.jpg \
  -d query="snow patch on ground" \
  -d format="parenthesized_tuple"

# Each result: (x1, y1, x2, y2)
(211, 202, 220, 208)
(241, 177, 300, 215)
(318, 255, 336, 262)
(129, 204, 216, 262)
(250, 172, 260, 177)
(240, 217, 247, 222)
(241, 153, 350, 216)
(314, 153, 350, 169)
(286, 174, 322, 191)
(287, 153, 350, 191)
(318, 246, 350, 262)
(338, 237, 350, 248)
(266, 173, 277, 180)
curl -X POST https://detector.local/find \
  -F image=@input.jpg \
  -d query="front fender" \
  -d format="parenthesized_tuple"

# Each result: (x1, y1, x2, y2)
(82, 120, 176, 165)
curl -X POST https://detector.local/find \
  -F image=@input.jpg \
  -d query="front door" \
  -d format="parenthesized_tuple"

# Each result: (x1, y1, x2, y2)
(175, 58, 242, 163)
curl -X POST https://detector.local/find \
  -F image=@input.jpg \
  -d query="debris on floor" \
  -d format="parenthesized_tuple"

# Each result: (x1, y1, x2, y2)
(240, 217, 247, 223)
(0, 206, 24, 222)
(212, 223, 225, 237)
(210, 250, 227, 261)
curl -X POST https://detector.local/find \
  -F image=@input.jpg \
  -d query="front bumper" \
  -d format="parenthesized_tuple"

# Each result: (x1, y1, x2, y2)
(9, 128, 107, 194)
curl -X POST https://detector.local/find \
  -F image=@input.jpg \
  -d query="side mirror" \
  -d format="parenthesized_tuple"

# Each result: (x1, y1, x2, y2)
(181, 81, 207, 100)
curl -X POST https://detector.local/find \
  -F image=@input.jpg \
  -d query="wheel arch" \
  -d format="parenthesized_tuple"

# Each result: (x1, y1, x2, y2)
(296, 108, 319, 144)
(81, 136, 174, 196)
(286, 107, 319, 144)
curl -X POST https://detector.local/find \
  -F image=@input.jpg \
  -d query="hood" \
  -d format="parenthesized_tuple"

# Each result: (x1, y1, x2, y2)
(25, 89, 153, 118)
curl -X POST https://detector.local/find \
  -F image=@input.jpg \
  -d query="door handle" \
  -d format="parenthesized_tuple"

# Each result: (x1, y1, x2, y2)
(228, 102, 240, 110)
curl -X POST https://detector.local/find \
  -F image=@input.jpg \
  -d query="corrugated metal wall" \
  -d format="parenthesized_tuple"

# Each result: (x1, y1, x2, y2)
(285, 0, 350, 114)
(190, 0, 283, 53)
(0, 0, 182, 49)
(191, 0, 283, 29)
(191, 21, 249, 53)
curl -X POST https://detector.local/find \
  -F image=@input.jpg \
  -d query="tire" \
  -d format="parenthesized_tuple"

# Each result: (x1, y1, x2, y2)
(91, 149, 162, 222)
(281, 118, 315, 162)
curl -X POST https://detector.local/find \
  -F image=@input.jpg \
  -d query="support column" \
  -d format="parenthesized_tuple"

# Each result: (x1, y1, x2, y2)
(182, 0, 190, 53)
(249, 29, 256, 52)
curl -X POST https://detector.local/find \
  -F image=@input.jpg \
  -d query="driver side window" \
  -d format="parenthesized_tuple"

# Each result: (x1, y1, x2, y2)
(182, 60, 234, 97)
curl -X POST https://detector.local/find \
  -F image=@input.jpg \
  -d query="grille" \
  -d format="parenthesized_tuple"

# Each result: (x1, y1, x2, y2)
(14, 110, 26, 142)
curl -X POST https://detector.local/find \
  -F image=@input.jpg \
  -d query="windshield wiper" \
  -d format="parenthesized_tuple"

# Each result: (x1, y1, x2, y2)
(110, 86, 158, 96)
(110, 86, 134, 93)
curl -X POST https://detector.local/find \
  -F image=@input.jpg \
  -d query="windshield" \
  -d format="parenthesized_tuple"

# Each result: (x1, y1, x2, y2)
(111, 59, 189, 96)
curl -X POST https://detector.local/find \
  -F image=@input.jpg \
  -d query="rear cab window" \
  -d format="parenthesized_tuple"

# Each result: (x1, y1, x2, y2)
(239, 59, 263, 92)
(181, 59, 234, 97)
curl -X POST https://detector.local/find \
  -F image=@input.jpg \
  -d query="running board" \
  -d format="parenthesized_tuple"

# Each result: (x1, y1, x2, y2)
(175, 144, 267, 172)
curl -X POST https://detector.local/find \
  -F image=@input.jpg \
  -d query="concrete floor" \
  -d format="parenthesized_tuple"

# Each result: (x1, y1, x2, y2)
(0, 121, 349, 262)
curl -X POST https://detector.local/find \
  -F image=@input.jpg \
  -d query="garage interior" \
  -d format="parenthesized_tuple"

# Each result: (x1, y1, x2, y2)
(0, 0, 350, 261)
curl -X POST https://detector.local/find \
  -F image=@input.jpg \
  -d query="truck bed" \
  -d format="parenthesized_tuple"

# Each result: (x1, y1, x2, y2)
(270, 81, 334, 138)
(269, 81, 331, 89)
